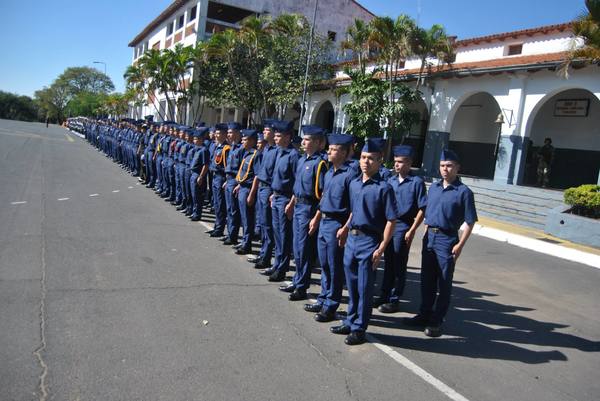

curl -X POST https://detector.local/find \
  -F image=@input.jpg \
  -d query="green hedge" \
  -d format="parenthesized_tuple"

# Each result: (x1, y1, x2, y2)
(564, 184, 600, 219)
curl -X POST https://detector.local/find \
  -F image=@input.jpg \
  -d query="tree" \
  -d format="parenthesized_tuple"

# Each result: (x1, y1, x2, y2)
(561, 0, 600, 77)
(57, 66, 114, 96)
(35, 82, 70, 123)
(341, 19, 372, 73)
(0, 91, 39, 122)
(411, 24, 455, 91)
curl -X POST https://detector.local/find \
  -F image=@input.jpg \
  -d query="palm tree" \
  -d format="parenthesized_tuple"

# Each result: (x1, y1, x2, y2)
(412, 24, 455, 91)
(341, 19, 372, 73)
(561, 0, 600, 77)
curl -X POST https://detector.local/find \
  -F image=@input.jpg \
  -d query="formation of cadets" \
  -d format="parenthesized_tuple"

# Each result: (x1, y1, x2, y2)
(71, 116, 477, 346)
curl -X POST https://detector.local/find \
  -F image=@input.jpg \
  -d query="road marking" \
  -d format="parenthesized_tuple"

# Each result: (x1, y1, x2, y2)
(11, 201, 27, 205)
(64, 134, 74, 143)
(57, 198, 69, 201)
(112, 190, 120, 193)
(89, 194, 99, 197)
(366, 334, 471, 401)
(128, 186, 133, 189)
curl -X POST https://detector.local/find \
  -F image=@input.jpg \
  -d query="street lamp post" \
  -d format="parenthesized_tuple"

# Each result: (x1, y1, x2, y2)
(93, 61, 107, 75)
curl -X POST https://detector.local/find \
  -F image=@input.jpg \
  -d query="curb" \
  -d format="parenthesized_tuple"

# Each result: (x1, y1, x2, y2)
(472, 223, 600, 269)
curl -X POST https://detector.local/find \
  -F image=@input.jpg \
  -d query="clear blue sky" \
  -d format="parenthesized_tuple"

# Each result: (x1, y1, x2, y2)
(0, 0, 586, 97)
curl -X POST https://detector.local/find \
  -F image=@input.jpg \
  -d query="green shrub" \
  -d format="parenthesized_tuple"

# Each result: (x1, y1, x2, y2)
(564, 184, 600, 218)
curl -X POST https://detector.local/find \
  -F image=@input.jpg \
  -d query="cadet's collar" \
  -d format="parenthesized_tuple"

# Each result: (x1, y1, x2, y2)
(333, 163, 348, 173)
(439, 177, 461, 190)
(362, 171, 382, 185)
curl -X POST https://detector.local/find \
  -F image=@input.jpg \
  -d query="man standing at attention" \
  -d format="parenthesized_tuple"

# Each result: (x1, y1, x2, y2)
(404, 149, 477, 337)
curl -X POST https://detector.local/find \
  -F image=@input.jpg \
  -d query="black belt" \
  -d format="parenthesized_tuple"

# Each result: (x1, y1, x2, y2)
(428, 227, 457, 236)
(295, 196, 318, 205)
(323, 212, 349, 221)
(350, 228, 380, 239)
(273, 191, 292, 197)
(259, 181, 270, 188)
(212, 171, 225, 176)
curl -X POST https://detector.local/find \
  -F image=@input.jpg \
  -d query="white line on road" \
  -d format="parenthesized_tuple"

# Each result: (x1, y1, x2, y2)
(112, 190, 120, 193)
(128, 186, 133, 189)
(89, 194, 99, 197)
(11, 201, 27, 205)
(57, 198, 69, 201)
(367, 334, 471, 401)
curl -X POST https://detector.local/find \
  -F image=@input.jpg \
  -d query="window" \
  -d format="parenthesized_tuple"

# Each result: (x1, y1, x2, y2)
(177, 14, 184, 30)
(507, 43, 523, 56)
(144, 41, 149, 52)
(167, 21, 174, 36)
(189, 6, 197, 21)
(327, 31, 337, 42)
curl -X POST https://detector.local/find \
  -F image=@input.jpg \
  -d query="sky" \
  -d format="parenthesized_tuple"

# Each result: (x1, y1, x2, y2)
(0, 0, 586, 97)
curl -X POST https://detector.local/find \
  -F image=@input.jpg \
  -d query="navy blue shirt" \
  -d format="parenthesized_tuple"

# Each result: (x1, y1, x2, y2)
(349, 173, 398, 234)
(319, 162, 354, 216)
(293, 153, 327, 199)
(256, 144, 278, 185)
(236, 148, 258, 186)
(225, 142, 243, 176)
(190, 145, 209, 174)
(388, 173, 427, 230)
(210, 142, 229, 173)
(425, 178, 478, 233)
(271, 145, 299, 195)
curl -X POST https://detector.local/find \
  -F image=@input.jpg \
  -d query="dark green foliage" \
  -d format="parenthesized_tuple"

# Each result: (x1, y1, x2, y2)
(0, 91, 39, 122)
(564, 184, 600, 218)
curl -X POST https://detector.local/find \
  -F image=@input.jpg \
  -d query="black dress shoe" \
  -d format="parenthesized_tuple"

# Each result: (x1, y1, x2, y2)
(223, 239, 238, 246)
(219, 236, 228, 242)
(303, 303, 322, 313)
(209, 232, 224, 238)
(254, 262, 271, 270)
(232, 243, 243, 249)
(345, 331, 366, 345)
(314, 310, 336, 322)
(279, 284, 295, 293)
(424, 325, 442, 337)
(176, 205, 186, 211)
(268, 271, 286, 282)
(190, 216, 200, 222)
(330, 325, 351, 335)
(205, 229, 215, 234)
(247, 256, 261, 263)
(259, 268, 275, 276)
(235, 248, 250, 255)
(288, 289, 307, 301)
(378, 302, 401, 314)
(372, 296, 387, 308)
(403, 314, 430, 327)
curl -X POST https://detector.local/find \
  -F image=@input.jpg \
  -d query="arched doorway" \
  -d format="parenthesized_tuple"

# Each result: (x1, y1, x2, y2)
(525, 88, 600, 189)
(449, 92, 501, 179)
(313, 100, 335, 132)
(399, 97, 429, 168)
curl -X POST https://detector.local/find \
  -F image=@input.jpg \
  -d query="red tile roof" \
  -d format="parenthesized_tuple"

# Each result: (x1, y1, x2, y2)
(455, 23, 573, 47)
(332, 52, 570, 83)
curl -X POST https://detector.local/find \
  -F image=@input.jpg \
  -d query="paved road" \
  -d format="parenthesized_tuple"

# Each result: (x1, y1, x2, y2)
(1, 119, 598, 401)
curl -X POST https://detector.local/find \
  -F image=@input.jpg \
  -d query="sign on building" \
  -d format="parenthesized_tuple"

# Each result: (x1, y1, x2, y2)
(554, 99, 590, 117)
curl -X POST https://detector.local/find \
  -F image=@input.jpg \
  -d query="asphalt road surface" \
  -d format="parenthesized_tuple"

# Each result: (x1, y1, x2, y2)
(1, 119, 599, 401)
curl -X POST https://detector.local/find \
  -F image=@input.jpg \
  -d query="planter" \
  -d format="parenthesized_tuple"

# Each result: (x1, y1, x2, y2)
(545, 205, 600, 248)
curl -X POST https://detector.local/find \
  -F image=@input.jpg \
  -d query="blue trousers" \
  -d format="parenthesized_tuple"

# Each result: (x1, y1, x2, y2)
(225, 177, 240, 241)
(167, 160, 176, 201)
(184, 168, 192, 211)
(145, 151, 155, 186)
(343, 233, 379, 333)
(381, 227, 410, 303)
(211, 174, 226, 234)
(237, 186, 255, 250)
(272, 194, 292, 273)
(420, 230, 457, 325)
(155, 155, 164, 191)
(174, 163, 182, 203)
(316, 217, 345, 313)
(190, 172, 206, 219)
(257, 186, 274, 263)
(292, 202, 319, 290)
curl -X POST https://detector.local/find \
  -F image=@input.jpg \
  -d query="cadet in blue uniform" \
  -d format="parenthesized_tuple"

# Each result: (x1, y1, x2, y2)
(252, 132, 266, 240)
(223, 122, 243, 245)
(261, 121, 298, 282)
(404, 149, 477, 337)
(233, 129, 259, 254)
(331, 138, 398, 346)
(246, 121, 277, 269)
(189, 128, 210, 221)
(376, 145, 427, 313)
(306, 134, 355, 322)
(208, 123, 230, 237)
(279, 125, 328, 301)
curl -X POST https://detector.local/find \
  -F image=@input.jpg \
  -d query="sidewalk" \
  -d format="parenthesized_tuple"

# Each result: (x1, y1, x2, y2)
(472, 215, 600, 269)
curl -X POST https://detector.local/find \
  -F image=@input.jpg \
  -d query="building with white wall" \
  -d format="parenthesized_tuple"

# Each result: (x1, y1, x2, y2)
(307, 23, 600, 189)
(127, 0, 374, 125)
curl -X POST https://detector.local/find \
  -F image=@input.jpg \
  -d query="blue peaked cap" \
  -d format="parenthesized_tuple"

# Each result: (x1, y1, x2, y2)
(257, 132, 265, 141)
(263, 119, 276, 129)
(301, 125, 325, 138)
(215, 123, 228, 131)
(196, 127, 209, 137)
(362, 138, 386, 153)
(272, 120, 294, 133)
(327, 134, 354, 146)
(227, 122, 242, 130)
(241, 129, 258, 139)
(393, 145, 415, 158)
(440, 149, 460, 163)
